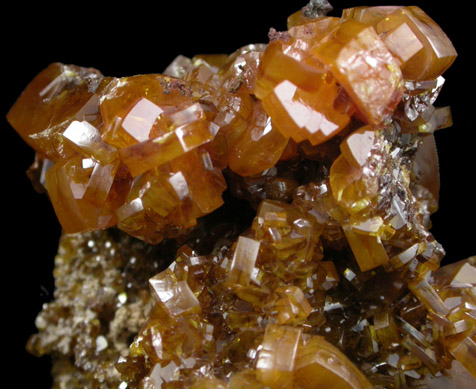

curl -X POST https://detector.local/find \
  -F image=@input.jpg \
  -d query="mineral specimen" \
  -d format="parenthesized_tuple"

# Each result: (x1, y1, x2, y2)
(7, 1, 476, 388)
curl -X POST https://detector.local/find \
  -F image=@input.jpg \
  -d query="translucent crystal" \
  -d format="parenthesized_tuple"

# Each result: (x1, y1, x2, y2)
(313, 19, 404, 125)
(8, 2, 474, 388)
(255, 324, 302, 388)
(294, 335, 373, 388)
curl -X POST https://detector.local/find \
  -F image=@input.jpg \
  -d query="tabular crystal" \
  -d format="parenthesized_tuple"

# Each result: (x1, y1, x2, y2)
(8, 2, 476, 388)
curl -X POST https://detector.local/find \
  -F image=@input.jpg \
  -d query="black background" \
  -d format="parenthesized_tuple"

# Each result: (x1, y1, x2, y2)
(2, 1, 474, 386)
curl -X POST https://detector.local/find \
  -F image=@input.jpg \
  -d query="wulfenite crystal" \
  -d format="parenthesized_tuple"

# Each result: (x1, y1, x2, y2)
(7, 1, 476, 388)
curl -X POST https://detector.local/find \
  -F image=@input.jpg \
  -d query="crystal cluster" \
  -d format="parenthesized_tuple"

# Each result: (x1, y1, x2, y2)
(7, 2, 476, 388)
(26, 230, 162, 386)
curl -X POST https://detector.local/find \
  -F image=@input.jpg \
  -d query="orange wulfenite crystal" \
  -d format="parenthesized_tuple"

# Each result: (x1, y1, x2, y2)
(8, 1, 476, 388)
(342, 6, 457, 81)
(313, 19, 404, 125)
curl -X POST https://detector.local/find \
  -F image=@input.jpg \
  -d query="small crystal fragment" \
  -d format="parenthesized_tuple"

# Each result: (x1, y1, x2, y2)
(294, 335, 373, 388)
(408, 277, 450, 316)
(256, 324, 302, 388)
(450, 336, 476, 379)
(228, 236, 260, 286)
(149, 270, 201, 317)
(343, 223, 389, 272)
(374, 310, 399, 348)
(340, 125, 376, 168)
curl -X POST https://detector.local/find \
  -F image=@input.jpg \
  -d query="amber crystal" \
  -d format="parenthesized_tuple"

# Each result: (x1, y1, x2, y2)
(341, 6, 457, 81)
(7, 1, 476, 388)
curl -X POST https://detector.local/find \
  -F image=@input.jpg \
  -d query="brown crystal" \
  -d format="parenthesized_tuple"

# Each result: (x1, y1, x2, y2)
(8, 2, 476, 389)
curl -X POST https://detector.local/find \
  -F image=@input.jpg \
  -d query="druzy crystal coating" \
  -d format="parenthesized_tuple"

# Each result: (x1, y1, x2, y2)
(7, 2, 476, 388)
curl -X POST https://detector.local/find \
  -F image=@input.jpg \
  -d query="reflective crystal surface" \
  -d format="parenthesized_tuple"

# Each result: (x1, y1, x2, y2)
(8, 2, 476, 388)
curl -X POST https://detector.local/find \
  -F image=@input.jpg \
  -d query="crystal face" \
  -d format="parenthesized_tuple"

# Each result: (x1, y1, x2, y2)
(7, 2, 476, 388)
